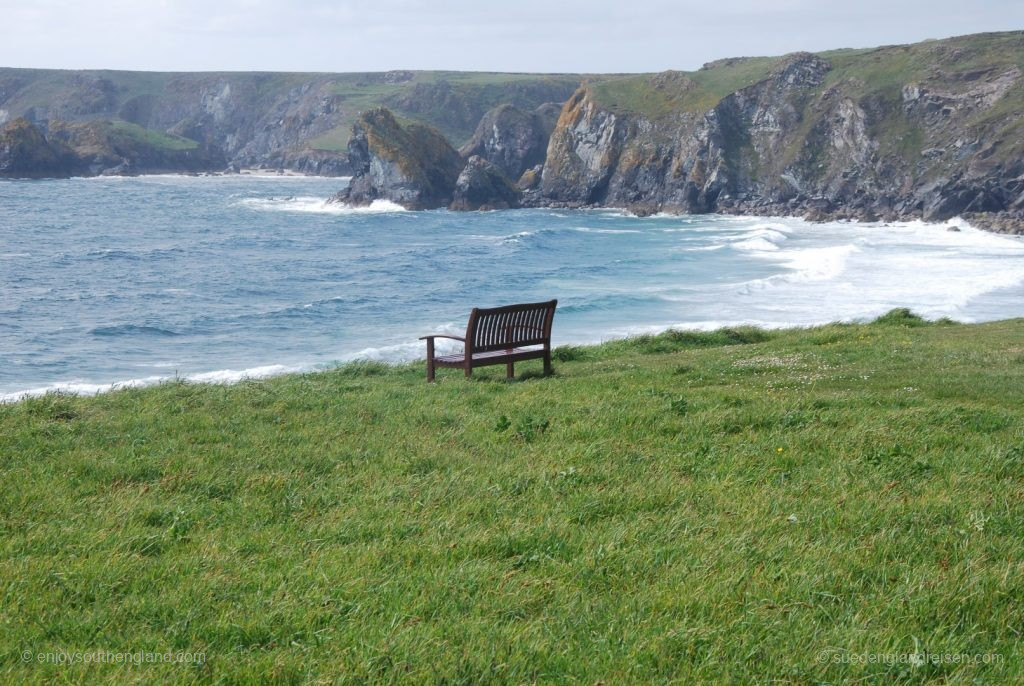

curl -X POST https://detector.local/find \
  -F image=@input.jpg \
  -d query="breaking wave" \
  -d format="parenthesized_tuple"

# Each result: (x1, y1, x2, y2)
(238, 196, 407, 214)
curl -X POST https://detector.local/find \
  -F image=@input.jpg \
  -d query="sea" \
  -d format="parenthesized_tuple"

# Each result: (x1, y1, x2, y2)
(2, 173, 1024, 401)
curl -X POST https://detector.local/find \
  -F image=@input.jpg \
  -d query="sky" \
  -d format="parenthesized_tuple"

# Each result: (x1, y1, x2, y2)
(1, 0, 1022, 74)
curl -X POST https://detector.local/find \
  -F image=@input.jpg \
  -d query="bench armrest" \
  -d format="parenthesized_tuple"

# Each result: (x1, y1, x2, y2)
(419, 334, 465, 342)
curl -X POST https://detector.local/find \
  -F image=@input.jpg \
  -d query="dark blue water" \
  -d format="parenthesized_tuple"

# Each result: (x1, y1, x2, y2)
(3, 174, 1024, 400)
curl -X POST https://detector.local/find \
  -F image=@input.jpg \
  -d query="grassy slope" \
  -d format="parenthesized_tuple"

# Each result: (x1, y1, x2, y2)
(591, 32, 1024, 118)
(105, 121, 199, 151)
(2, 312, 1023, 683)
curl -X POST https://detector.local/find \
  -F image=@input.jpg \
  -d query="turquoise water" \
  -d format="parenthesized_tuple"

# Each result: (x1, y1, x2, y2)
(3, 174, 1024, 400)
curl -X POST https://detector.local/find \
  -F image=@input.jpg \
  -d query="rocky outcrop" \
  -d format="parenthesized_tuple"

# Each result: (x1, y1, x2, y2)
(450, 156, 521, 210)
(48, 120, 224, 175)
(0, 118, 77, 178)
(535, 32, 1024, 231)
(383, 79, 579, 145)
(0, 69, 584, 177)
(331, 108, 463, 210)
(265, 149, 352, 176)
(0, 116, 228, 177)
(458, 102, 561, 180)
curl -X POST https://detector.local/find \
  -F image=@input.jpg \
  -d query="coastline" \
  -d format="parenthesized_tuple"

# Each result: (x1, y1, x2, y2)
(5, 167, 1022, 234)
(1, 305, 1013, 406)
(3, 203, 1022, 405)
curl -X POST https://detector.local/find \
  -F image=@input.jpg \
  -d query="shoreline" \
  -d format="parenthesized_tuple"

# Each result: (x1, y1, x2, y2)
(2, 308, 1015, 405)
(4, 169, 1023, 235)
(3, 208, 1022, 404)
(0, 168, 349, 181)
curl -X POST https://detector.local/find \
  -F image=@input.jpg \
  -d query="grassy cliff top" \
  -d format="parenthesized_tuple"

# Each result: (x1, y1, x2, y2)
(3, 311, 1023, 682)
(589, 30, 1024, 119)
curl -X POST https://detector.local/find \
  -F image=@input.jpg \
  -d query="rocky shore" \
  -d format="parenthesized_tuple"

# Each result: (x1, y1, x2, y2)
(328, 31, 1024, 234)
(6, 32, 1024, 234)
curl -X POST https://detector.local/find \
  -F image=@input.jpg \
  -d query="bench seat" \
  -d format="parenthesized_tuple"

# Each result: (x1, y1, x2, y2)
(421, 300, 557, 381)
(434, 346, 546, 366)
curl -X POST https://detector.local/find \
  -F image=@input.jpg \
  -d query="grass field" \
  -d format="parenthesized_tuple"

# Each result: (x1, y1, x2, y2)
(2, 311, 1022, 683)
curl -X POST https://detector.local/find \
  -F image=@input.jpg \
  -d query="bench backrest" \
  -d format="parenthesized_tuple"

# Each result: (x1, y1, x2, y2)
(466, 299, 557, 353)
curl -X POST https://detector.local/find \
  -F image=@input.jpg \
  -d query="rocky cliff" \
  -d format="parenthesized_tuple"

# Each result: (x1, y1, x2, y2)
(0, 117, 223, 178)
(458, 102, 561, 180)
(0, 69, 585, 177)
(535, 31, 1024, 231)
(0, 118, 77, 178)
(450, 156, 521, 211)
(331, 108, 464, 210)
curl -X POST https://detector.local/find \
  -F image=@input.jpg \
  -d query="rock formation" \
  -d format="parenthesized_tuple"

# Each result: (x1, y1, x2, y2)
(534, 32, 1024, 231)
(0, 117, 224, 177)
(458, 102, 561, 180)
(0, 118, 77, 178)
(0, 69, 582, 177)
(7, 31, 1024, 232)
(331, 108, 463, 210)
(450, 156, 521, 210)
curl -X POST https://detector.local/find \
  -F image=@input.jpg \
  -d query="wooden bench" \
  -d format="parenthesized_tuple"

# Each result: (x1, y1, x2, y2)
(420, 300, 557, 381)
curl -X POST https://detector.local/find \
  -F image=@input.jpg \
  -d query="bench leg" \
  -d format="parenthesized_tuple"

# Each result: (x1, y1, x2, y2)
(426, 339, 435, 382)
(543, 351, 552, 376)
(506, 362, 514, 379)
(465, 365, 472, 378)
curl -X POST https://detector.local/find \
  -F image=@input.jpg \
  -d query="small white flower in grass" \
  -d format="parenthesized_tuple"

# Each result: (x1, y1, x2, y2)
(787, 514, 798, 524)
(969, 511, 988, 532)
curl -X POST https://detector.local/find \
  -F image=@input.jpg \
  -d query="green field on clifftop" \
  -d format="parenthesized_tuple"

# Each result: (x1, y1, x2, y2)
(2, 311, 1023, 683)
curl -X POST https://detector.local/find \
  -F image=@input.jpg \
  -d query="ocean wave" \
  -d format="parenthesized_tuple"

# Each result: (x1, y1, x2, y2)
(736, 244, 858, 293)
(557, 293, 665, 314)
(0, 363, 301, 404)
(85, 246, 185, 261)
(90, 324, 182, 337)
(572, 227, 643, 234)
(675, 244, 725, 252)
(237, 197, 406, 214)
(731, 226, 791, 252)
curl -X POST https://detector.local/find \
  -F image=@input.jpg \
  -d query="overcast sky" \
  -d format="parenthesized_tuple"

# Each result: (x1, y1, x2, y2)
(1, 0, 1022, 73)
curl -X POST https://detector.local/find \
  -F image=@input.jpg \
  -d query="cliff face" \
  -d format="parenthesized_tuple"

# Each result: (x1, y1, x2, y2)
(49, 120, 224, 175)
(0, 69, 585, 177)
(0, 118, 77, 178)
(0, 117, 224, 178)
(450, 155, 521, 211)
(458, 102, 561, 180)
(536, 32, 1024, 230)
(332, 108, 464, 210)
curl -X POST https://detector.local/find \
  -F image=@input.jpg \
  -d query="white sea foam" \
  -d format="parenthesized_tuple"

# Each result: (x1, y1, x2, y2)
(675, 244, 725, 252)
(572, 227, 643, 234)
(238, 197, 407, 214)
(6, 196, 1024, 405)
(731, 226, 790, 251)
(0, 363, 305, 404)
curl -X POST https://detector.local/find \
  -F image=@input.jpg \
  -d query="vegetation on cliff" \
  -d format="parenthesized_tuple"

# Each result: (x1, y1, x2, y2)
(544, 31, 1024, 229)
(3, 313, 1023, 682)
(0, 117, 222, 177)
(0, 117, 76, 177)
(334, 108, 463, 210)
(0, 69, 587, 175)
